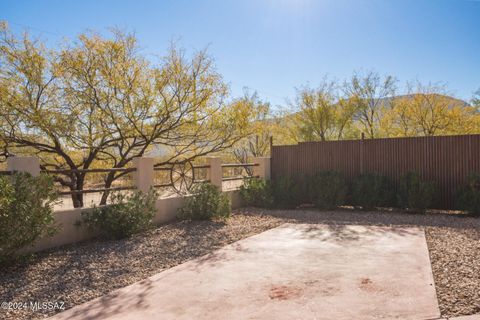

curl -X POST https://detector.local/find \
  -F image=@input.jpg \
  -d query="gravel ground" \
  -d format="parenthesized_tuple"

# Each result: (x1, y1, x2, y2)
(1, 207, 479, 319)
(426, 227, 480, 317)
(0, 214, 284, 320)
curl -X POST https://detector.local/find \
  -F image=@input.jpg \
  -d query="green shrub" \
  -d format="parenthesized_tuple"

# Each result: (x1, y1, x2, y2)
(455, 172, 480, 216)
(239, 178, 273, 208)
(397, 172, 437, 213)
(307, 171, 348, 209)
(294, 174, 311, 205)
(80, 189, 156, 239)
(351, 173, 395, 210)
(0, 173, 58, 265)
(179, 183, 230, 220)
(270, 175, 304, 209)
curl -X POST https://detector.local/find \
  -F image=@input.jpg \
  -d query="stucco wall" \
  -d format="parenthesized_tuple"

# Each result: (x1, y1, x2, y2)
(28, 190, 244, 253)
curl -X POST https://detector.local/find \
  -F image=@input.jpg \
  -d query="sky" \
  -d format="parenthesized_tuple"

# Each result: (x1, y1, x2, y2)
(1, 0, 479, 108)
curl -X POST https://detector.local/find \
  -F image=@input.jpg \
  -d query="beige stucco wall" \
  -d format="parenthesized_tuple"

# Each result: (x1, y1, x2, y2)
(29, 207, 98, 253)
(27, 190, 244, 253)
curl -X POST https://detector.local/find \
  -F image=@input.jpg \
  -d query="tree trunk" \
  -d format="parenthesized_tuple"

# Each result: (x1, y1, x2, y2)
(100, 171, 116, 205)
(70, 174, 85, 208)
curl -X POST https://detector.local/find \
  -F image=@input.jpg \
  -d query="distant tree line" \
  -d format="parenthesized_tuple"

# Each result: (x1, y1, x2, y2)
(232, 73, 479, 163)
(290, 73, 480, 142)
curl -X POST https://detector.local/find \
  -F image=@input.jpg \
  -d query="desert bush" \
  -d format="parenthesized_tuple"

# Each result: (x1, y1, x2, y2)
(239, 178, 273, 208)
(397, 172, 437, 213)
(270, 175, 304, 209)
(0, 173, 58, 265)
(455, 172, 480, 216)
(179, 183, 230, 220)
(351, 173, 395, 210)
(80, 189, 157, 239)
(308, 171, 348, 209)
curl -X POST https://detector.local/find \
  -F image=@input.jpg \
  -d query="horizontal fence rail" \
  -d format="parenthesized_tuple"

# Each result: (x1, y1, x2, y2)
(41, 168, 136, 174)
(40, 167, 136, 196)
(271, 134, 480, 209)
(153, 167, 171, 171)
(221, 163, 258, 182)
(193, 164, 210, 169)
(222, 175, 259, 181)
(221, 163, 259, 168)
(57, 186, 136, 196)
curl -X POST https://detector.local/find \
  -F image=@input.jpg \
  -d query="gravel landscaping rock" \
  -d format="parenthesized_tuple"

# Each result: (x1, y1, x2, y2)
(0, 214, 284, 320)
(426, 228, 480, 317)
(1, 207, 478, 319)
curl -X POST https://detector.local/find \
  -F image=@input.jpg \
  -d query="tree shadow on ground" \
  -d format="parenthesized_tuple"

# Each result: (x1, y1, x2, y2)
(293, 223, 422, 243)
(0, 218, 247, 320)
(63, 277, 155, 320)
(237, 207, 480, 231)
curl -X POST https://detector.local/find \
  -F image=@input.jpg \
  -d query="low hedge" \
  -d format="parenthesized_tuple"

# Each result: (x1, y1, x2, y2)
(455, 172, 480, 216)
(308, 171, 348, 209)
(239, 177, 273, 208)
(242, 170, 478, 216)
(351, 173, 395, 210)
(269, 175, 305, 209)
(397, 171, 438, 213)
(80, 189, 157, 239)
(179, 183, 231, 220)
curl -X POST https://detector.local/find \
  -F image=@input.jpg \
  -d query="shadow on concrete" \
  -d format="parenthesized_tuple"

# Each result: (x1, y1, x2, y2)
(296, 223, 422, 242)
(63, 278, 154, 320)
(0, 219, 236, 319)
(236, 207, 480, 231)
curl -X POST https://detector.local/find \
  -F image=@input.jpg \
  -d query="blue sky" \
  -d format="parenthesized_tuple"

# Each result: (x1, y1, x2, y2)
(1, 0, 479, 107)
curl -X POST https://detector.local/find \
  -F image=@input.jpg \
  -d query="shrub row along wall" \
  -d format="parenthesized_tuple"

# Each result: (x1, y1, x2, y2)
(271, 134, 480, 209)
(27, 190, 244, 254)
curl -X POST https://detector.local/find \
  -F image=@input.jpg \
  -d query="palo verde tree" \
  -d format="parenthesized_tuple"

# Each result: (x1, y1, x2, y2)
(383, 82, 480, 137)
(230, 91, 295, 172)
(232, 92, 272, 164)
(0, 24, 254, 207)
(344, 71, 397, 138)
(292, 79, 356, 141)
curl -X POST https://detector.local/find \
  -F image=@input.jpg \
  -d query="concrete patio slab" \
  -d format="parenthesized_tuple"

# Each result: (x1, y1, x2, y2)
(49, 223, 440, 320)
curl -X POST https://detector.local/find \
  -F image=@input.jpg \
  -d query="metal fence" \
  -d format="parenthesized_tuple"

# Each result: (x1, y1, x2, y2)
(41, 168, 137, 195)
(153, 162, 210, 192)
(42, 161, 258, 205)
(271, 134, 480, 209)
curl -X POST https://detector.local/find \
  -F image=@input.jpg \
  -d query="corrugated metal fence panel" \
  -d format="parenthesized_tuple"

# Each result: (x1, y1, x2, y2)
(271, 134, 480, 209)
